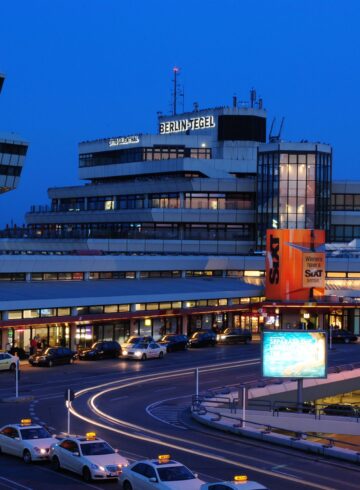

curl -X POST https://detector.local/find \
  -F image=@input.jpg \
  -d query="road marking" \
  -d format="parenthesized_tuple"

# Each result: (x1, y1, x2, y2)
(0, 477, 33, 490)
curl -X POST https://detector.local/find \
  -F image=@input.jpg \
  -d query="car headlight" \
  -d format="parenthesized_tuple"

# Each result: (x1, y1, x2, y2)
(220, 335, 226, 340)
(134, 351, 142, 357)
(122, 350, 128, 355)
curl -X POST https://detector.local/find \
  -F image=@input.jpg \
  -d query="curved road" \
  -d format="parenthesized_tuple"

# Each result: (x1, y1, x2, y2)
(0, 343, 359, 489)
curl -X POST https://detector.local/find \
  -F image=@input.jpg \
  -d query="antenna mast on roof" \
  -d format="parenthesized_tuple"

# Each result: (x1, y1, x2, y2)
(172, 66, 183, 115)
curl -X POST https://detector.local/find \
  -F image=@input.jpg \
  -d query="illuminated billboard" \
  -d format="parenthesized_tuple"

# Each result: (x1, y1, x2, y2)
(262, 330, 327, 379)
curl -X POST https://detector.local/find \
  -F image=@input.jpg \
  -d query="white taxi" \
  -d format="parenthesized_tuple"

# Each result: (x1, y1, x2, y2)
(119, 454, 205, 489)
(122, 341, 167, 361)
(200, 475, 269, 490)
(0, 352, 18, 371)
(0, 419, 56, 463)
(50, 432, 128, 482)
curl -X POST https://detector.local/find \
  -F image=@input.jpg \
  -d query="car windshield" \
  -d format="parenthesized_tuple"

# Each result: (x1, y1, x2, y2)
(134, 342, 148, 349)
(91, 343, 100, 349)
(80, 442, 114, 456)
(161, 335, 174, 341)
(192, 332, 201, 339)
(127, 337, 141, 344)
(44, 348, 55, 355)
(157, 465, 195, 481)
(20, 428, 52, 440)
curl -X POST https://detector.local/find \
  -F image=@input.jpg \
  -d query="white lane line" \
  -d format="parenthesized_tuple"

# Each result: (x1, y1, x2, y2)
(0, 477, 33, 490)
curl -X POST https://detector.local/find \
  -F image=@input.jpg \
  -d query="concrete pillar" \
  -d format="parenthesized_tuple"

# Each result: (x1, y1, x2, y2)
(1, 329, 9, 350)
(70, 324, 77, 351)
(354, 309, 360, 335)
(182, 314, 189, 336)
(227, 312, 234, 329)
(26, 273, 31, 282)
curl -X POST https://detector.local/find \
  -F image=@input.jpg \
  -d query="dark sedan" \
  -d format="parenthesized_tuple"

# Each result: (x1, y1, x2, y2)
(29, 347, 77, 367)
(189, 330, 217, 348)
(322, 403, 360, 417)
(216, 328, 252, 344)
(330, 329, 358, 344)
(78, 340, 121, 360)
(158, 334, 188, 352)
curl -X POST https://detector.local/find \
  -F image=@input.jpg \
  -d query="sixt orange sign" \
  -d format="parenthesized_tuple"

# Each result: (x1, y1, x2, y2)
(265, 229, 325, 301)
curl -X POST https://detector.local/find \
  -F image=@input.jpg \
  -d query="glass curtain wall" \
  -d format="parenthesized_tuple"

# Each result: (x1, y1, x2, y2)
(257, 148, 331, 248)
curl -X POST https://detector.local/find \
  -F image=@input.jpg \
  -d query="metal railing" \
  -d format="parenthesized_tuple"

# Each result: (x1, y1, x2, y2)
(191, 397, 360, 451)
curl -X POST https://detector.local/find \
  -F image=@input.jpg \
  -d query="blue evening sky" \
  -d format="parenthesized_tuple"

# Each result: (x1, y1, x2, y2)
(0, 0, 359, 226)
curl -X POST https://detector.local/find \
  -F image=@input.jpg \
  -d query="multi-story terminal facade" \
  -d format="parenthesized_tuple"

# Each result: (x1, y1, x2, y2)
(0, 74, 28, 196)
(1, 92, 360, 352)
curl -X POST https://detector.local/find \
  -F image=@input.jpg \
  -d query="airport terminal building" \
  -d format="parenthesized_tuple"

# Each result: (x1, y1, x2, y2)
(1, 92, 360, 351)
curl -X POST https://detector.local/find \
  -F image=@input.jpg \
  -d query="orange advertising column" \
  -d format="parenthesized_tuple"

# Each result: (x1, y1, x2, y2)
(265, 229, 325, 301)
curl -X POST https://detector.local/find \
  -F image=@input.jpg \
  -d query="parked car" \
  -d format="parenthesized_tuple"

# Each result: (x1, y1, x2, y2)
(122, 341, 167, 361)
(188, 330, 217, 348)
(216, 328, 252, 344)
(9, 347, 27, 360)
(78, 341, 121, 360)
(0, 352, 18, 371)
(330, 329, 358, 344)
(158, 334, 188, 352)
(200, 475, 268, 490)
(0, 419, 56, 463)
(119, 454, 205, 489)
(29, 347, 77, 367)
(50, 432, 128, 481)
(322, 403, 360, 417)
(276, 401, 315, 414)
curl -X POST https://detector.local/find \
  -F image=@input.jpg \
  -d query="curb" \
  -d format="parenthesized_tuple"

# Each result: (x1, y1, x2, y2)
(192, 411, 360, 464)
(0, 396, 34, 403)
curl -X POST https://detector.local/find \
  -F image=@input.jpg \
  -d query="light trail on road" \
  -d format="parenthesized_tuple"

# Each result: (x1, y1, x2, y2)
(69, 358, 339, 490)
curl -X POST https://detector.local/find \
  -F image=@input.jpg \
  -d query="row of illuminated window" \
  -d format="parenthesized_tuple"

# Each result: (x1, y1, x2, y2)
(49, 192, 255, 212)
(0, 164, 22, 177)
(332, 194, 360, 211)
(4, 296, 265, 320)
(29, 223, 255, 240)
(0, 270, 265, 282)
(79, 146, 211, 167)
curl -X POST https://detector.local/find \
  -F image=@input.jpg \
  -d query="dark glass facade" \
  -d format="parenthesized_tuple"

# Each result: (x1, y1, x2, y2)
(217, 115, 266, 142)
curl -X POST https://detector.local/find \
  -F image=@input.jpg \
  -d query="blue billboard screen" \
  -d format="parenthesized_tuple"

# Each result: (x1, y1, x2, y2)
(262, 330, 327, 379)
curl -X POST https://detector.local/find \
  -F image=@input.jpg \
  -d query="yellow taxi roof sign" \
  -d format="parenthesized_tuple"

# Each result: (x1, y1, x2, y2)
(85, 432, 97, 440)
(234, 475, 248, 482)
(20, 419, 32, 426)
(158, 454, 171, 463)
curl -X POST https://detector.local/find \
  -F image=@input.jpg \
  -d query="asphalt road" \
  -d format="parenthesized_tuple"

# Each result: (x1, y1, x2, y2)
(0, 342, 360, 490)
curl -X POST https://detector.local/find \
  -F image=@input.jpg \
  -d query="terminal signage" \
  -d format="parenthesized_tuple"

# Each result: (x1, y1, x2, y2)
(159, 115, 215, 134)
(108, 135, 140, 147)
(265, 229, 325, 301)
(262, 330, 327, 379)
